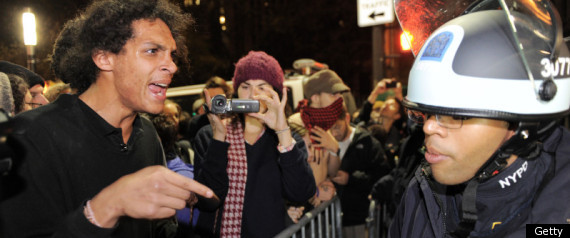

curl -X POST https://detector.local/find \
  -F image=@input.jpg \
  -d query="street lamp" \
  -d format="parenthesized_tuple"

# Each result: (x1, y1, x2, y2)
(22, 8, 37, 72)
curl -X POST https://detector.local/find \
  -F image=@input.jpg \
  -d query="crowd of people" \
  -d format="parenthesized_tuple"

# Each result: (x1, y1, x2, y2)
(0, 0, 569, 238)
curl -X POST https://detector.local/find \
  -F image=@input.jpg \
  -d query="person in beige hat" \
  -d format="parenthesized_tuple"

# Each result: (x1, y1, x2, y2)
(286, 69, 350, 216)
(302, 69, 350, 109)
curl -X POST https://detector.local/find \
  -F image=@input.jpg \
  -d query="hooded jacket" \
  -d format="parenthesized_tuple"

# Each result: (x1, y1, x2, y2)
(336, 126, 391, 226)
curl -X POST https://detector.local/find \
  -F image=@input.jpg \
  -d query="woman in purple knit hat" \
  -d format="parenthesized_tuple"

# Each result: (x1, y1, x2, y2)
(192, 51, 316, 237)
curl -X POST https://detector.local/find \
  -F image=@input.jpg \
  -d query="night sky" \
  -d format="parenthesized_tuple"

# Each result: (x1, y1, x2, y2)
(0, 0, 568, 104)
(0, 0, 381, 101)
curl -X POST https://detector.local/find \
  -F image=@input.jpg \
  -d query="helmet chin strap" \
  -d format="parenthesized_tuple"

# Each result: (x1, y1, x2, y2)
(451, 121, 550, 238)
(477, 121, 543, 181)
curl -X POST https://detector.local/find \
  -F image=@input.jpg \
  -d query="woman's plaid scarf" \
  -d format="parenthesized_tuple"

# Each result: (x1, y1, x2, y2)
(220, 122, 248, 238)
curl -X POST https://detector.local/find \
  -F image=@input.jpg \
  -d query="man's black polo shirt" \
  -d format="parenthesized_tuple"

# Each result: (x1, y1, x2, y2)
(0, 94, 164, 237)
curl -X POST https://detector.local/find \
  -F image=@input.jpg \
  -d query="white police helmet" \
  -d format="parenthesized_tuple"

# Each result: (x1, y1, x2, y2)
(398, 0, 569, 181)
(397, 3, 569, 233)
(402, 1, 570, 122)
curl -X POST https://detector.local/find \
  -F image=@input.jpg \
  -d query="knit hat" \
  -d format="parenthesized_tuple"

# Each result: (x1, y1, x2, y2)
(232, 51, 284, 93)
(303, 69, 350, 99)
(0, 61, 45, 88)
(0, 72, 14, 115)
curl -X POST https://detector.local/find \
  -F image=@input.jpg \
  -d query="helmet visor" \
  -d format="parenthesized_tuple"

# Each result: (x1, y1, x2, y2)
(395, 0, 561, 58)
(394, 0, 476, 56)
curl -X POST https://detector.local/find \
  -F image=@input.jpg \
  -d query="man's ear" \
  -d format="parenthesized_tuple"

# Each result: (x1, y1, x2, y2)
(310, 94, 320, 106)
(92, 50, 113, 71)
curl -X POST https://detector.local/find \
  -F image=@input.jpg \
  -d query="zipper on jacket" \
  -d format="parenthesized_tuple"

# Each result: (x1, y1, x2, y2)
(423, 166, 448, 237)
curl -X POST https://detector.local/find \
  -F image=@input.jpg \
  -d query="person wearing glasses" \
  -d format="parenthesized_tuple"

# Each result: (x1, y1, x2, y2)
(389, 3, 570, 238)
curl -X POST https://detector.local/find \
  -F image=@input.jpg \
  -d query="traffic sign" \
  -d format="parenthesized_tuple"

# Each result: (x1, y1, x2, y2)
(357, 0, 395, 27)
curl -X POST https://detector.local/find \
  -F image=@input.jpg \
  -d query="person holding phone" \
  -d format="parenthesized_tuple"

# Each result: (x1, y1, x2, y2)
(354, 78, 407, 167)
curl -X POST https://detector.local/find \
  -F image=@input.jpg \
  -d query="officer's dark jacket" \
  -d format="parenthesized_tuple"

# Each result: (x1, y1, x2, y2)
(389, 126, 570, 238)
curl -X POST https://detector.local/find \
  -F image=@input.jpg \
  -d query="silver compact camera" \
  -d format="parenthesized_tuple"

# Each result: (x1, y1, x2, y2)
(209, 94, 260, 114)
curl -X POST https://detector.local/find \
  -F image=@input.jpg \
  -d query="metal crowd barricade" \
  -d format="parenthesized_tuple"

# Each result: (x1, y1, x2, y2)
(365, 199, 387, 238)
(274, 196, 343, 238)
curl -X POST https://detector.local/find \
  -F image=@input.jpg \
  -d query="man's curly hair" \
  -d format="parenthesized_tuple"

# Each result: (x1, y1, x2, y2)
(51, 0, 193, 94)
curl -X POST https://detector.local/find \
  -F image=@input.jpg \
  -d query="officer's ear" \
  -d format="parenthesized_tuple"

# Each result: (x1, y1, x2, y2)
(505, 121, 517, 140)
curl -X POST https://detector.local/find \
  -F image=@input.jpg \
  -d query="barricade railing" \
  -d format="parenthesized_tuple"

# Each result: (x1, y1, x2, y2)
(274, 196, 342, 238)
(365, 199, 386, 238)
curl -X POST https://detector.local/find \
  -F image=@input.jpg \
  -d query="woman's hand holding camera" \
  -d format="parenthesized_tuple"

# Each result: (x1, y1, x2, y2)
(203, 89, 228, 142)
(249, 87, 288, 131)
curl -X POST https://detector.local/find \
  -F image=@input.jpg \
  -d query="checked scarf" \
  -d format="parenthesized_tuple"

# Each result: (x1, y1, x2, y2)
(220, 122, 248, 238)
(298, 97, 344, 131)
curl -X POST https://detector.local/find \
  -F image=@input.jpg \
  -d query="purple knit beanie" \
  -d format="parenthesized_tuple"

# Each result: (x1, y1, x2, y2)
(232, 51, 284, 93)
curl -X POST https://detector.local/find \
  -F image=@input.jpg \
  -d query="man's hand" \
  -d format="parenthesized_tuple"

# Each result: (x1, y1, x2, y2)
(307, 145, 329, 185)
(310, 126, 339, 154)
(331, 170, 349, 185)
(318, 180, 335, 201)
(287, 206, 305, 224)
(309, 180, 336, 207)
(89, 166, 214, 228)
(309, 143, 329, 165)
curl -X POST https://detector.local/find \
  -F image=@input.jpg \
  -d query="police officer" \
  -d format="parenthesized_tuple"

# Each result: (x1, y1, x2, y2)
(390, 0, 570, 237)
